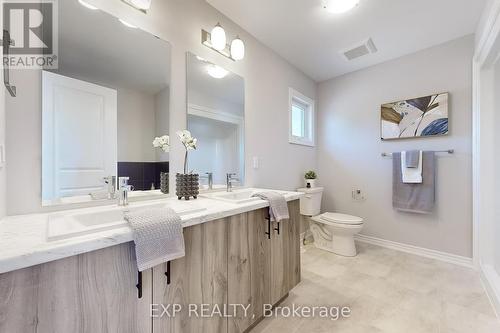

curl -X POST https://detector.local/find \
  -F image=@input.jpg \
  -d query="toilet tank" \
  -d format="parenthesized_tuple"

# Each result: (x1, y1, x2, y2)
(297, 187, 324, 216)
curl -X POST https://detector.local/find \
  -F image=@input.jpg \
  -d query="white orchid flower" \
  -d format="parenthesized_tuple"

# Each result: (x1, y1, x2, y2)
(152, 134, 170, 152)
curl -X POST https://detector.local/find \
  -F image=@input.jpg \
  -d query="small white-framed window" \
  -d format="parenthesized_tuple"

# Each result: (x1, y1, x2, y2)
(289, 88, 315, 146)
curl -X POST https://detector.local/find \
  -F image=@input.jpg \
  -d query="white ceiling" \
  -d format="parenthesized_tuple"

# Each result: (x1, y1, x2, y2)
(207, 0, 487, 82)
(56, 0, 171, 94)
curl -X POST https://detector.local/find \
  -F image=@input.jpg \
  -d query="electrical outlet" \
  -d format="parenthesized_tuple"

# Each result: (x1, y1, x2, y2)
(352, 189, 365, 202)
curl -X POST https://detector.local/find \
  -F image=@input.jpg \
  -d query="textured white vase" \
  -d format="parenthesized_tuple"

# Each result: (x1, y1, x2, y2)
(305, 179, 316, 188)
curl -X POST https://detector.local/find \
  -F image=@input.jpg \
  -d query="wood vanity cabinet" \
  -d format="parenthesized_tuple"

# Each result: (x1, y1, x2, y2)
(152, 217, 228, 333)
(0, 200, 300, 333)
(0, 243, 152, 333)
(228, 200, 301, 333)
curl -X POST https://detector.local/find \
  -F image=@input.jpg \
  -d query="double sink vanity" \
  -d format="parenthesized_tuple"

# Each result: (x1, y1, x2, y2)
(0, 2, 303, 333)
(0, 189, 303, 333)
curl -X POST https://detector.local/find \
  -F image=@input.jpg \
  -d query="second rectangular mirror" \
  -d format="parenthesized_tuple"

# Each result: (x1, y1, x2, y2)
(186, 53, 245, 188)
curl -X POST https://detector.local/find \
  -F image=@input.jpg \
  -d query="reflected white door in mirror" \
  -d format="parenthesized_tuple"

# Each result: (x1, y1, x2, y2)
(42, 71, 117, 205)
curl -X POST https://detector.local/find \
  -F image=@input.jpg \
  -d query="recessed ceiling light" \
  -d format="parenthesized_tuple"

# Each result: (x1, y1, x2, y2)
(78, 0, 99, 10)
(323, 0, 360, 14)
(207, 65, 229, 79)
(118, 18, 137, 28)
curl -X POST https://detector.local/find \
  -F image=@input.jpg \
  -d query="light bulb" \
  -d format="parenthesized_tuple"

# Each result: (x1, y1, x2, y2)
(211, 23, 227, 51)
(207, 65, 229, 79)
(324, 0, 360, 14)
(78, 0, 99, 10)
(230, 37, 245, 60)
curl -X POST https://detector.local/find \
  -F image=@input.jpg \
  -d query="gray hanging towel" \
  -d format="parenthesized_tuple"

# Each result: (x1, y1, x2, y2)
(125, 207, 185, 271)
(251, 192, 290, 222)
(405, 150, 421, 168)
(393, 151, 435, 214)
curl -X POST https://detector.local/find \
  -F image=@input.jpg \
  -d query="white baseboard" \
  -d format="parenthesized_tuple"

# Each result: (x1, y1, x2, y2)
(354, 234, 474, 269)
(480, 264, 500, 318)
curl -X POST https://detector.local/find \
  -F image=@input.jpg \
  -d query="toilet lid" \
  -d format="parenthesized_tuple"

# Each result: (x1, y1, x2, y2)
(320, 213, 363, 225)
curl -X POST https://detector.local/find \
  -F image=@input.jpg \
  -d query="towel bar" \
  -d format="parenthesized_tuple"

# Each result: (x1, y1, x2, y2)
(381, 149, 454, 157)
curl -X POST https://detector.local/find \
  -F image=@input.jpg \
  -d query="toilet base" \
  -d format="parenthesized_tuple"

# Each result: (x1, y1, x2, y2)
(310, 221, 359, 257)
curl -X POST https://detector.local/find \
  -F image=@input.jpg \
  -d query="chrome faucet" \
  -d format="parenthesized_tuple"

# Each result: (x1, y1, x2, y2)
(118, 177, 131, 206)
(103, 176, 117, 199)
(206, 172, 213, 190)
(226, 173, 239, 192)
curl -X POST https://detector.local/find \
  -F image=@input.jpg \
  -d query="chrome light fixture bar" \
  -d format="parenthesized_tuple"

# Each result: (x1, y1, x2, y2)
(201, 29, 235, 61)
(201, 28, 245, 61)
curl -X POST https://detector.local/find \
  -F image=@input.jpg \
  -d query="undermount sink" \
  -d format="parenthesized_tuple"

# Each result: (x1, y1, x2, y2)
(47, 202, 206, 242)
(201, 189, 262, 204)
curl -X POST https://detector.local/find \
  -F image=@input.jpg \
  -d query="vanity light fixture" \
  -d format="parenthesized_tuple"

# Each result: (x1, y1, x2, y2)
(210, 23, 227, 51)
(119, 18, 138, 28)
(323, 0, 360, 14)
(230, 36, 245, 60)
(201, 24, 246, 61)
(121, 0, 151, 12)
(78, 0, 99, 10)
(207, 65, 229, 79)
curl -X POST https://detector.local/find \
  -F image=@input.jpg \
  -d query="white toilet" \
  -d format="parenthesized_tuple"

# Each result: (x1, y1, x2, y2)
(298, 187, 364, 257)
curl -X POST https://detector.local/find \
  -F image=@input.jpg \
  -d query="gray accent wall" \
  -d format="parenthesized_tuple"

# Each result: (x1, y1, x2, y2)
(317, 35, 474, 257)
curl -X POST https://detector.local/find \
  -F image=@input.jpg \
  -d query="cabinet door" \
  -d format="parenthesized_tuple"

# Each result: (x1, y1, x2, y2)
(270, 200, 301, 304)
(227, 208, 271, 333)
(0, 243, 152, 333)
(152, 217, 228, 333)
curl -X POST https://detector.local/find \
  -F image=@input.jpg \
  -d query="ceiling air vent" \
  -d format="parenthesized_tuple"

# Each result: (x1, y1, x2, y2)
(341, 38, 377, 61)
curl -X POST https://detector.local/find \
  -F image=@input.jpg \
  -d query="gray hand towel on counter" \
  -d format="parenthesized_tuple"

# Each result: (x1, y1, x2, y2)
(405, 150, 420, 168)
(124, 207, 185, 272)
(393, 151, 435, 214)
(252, 192, 290, 222)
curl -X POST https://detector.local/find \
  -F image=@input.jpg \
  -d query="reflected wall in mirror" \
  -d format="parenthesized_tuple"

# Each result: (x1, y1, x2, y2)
(41, 0, 171, 206)
(186, 53, 245, 189)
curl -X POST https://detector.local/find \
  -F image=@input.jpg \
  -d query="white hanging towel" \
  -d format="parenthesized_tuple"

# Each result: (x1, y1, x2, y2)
(401, 150, 423, 184)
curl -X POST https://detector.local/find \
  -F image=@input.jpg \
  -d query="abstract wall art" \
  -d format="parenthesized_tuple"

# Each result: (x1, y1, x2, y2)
(381, 92, 449, 140)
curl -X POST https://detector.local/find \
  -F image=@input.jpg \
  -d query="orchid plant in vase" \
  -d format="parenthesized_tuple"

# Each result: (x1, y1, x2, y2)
(152, 135, 170, 193)
(175, 130, 199, 200)
(177, 130, 197, 174)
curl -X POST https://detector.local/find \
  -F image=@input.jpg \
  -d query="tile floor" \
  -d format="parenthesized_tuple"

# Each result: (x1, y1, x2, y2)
(252, 242, 500, 333)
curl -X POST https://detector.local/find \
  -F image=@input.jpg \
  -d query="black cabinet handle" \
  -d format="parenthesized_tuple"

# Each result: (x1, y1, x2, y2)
(274, 222, 280, 235)
(164, 261, 171, 285)
(265, 215, 271, 239)
(136, 271, 142, 299)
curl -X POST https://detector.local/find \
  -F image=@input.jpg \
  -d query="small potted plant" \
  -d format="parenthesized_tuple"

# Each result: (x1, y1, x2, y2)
(304, 170, 317, 188)
(176, 130, 199, 200)
(152, 135, 170, 194)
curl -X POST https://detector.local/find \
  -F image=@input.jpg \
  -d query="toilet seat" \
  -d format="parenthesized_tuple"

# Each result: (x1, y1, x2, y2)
(319, 212, 363, 226)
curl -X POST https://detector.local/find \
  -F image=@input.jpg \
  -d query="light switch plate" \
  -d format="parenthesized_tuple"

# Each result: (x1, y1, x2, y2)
(253, 156, 259, 169)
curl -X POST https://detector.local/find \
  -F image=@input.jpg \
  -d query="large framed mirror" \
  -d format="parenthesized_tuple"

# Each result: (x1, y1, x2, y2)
(41, 0, 171, 206)
(186, 53, 245, 189)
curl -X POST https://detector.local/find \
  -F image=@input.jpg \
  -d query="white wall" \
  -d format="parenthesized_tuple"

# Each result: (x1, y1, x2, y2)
(317, 36, 474, 257)
(4, 0, 316, 215)
(117, 88, 156, 162)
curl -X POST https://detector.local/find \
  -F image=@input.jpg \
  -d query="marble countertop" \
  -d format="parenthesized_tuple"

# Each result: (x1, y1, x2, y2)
(0, 188, 302, 274)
